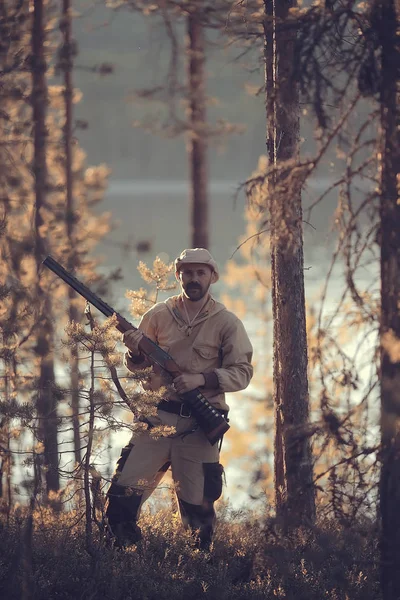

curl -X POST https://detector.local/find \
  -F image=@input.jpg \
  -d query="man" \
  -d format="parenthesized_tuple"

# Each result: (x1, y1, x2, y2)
(106, 248, 253, 550)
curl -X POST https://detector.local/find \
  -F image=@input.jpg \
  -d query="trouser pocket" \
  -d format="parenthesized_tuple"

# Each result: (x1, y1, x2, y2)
(203, 462, 224, 501)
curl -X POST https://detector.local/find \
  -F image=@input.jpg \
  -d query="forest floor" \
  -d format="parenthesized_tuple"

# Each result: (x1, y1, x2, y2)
(0, 504, 380, 600)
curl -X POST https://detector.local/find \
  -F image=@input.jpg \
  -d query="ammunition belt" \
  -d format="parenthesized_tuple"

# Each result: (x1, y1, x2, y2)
(157, 400, 228, 420)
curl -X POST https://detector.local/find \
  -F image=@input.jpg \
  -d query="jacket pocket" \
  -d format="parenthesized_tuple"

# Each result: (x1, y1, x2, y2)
(192, 344, 221, 371)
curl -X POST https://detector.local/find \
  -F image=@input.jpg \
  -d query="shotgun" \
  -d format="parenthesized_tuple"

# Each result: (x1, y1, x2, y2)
(43, 255, 229, 445)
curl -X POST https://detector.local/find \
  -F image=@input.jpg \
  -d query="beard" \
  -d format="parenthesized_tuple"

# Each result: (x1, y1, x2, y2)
(183, 282, 208, 301)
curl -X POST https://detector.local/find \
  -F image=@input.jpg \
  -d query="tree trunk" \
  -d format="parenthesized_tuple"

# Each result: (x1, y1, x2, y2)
(264, 0, 315, 525)
(32, 0, 59, 494)
(0, 371, 13, 520)
(186, 8, 209, 249)
(61, 0, 81, 466)
(379, 1, 400, 598)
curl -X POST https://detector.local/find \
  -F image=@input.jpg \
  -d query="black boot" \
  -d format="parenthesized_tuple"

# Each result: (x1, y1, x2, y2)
(105, 482, 143, 549)
(111, 521, 142, 549)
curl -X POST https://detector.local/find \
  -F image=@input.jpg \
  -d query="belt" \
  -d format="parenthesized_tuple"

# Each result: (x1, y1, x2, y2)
(157, 400, 228, 420)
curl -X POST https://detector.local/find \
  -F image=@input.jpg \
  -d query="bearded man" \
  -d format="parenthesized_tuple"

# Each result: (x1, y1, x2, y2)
(106, 248, 253, 550)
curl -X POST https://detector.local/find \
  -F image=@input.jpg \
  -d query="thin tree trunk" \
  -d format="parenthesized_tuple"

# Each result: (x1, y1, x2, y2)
(84, 312, 98, 559)
(0, 370, 12, 522)
(4, 372, 12, 519)
(379, 1, 400, 598)
(264, 0, 315, 525)
(186, 8, 209, 249)
(32, 0, 59, 494)
(61, 0, 81, 466)
(21, 448, 40, 600)
(264, 0, 286, 510)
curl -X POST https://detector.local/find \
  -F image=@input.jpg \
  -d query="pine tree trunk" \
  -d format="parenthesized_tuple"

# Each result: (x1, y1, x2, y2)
(4, 372, 12, 517)
(32, 0, 59, 494)
(61, 0, 81, 466)
(264, 0, 315, 525)
(186, 8, 209, 249)
(379, 1, 400, 598)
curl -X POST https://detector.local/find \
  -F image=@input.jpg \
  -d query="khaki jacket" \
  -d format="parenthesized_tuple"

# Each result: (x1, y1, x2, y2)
(124, 294, 253, 411)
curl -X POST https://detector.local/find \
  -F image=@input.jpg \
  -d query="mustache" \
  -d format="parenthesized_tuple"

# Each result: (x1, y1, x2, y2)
(186, 284, 201, 290)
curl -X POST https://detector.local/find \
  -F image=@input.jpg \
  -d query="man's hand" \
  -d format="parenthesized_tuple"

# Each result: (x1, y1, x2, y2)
(123, 329, 143, 356)
(173, 373, 205, 394)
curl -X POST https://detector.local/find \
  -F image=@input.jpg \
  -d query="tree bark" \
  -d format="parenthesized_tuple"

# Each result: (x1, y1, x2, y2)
(379, 1, 400, 598)
(186, 8, 209, 249)
(32, 0, 59, 494)
(264, 0, 315, 525)
(61, 0, 81, 466)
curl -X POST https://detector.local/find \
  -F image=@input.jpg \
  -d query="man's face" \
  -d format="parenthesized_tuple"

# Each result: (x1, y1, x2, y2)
(177, 263, 217, 302)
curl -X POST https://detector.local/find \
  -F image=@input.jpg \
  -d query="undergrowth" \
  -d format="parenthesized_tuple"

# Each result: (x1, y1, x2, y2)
(0, 505, 380, 600)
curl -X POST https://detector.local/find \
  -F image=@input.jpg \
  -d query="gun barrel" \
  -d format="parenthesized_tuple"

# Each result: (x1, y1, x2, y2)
(43, 256, 115, 318)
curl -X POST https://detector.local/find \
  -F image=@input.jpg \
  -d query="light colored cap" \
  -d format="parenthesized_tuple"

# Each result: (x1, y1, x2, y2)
(174, 248, 219, 281)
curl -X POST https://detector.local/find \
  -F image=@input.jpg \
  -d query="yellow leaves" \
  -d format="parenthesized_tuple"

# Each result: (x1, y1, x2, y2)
(35, 441, 45, 454)
(220, 295, 248, 319)
(288, 6, 308, 17)
(19, 254, 37, 287)
(84, 164, 111, 189)
(48, 85, 82, 109)
(257, 154, 269, 173)
(103, 351, 121, 369)
(47, 82, 65, 98)
(73, 88, 83, 105)
(149, 425, 176, 439)
(126, 287, 147, 302)
(86, 212, 112, 242)
(124, 385, 164, 415)
(127, 257, 176, 318)
(137, 257, 175, 288)
(10, 427, 22, 440)
(64, 315, 119, 354)
(131, 421, 148, 436)
(72, 146, 87, 171)
(141, 3, 159, 16)
(224, 261, 259, 288)
(137, 262, 158, 285)
(126, 287, 153, 319)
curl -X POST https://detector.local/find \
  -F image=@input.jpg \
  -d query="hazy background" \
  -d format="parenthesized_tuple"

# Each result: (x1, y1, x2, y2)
(60, 1, 371, 508)
(70, 0, 340, 293)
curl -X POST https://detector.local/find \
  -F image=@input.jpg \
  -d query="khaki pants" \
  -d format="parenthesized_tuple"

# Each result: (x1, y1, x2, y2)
(106, 409, 224, 549)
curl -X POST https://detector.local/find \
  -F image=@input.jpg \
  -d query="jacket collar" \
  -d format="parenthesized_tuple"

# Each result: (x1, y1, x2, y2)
(164, 294, 225, 330)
